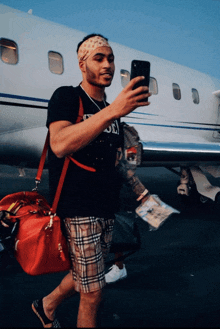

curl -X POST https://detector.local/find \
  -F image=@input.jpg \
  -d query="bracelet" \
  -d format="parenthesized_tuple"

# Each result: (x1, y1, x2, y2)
(136, 189, 149, 201)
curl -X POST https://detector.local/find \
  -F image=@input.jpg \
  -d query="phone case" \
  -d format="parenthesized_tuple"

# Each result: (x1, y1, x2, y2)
(130, 60, 150, 101)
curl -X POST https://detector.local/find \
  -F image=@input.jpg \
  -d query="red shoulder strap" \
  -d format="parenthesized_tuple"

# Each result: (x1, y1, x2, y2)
(50, 156, 70, 214)
(35, 132, 49, 182)
(76, 96, 84, 123)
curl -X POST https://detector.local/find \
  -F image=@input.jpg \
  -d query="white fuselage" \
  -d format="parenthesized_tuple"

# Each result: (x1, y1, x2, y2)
(1, 3, 220, 168)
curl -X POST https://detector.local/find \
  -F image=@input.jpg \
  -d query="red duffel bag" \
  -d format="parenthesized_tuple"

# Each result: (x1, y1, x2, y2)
(0, 98, 96, 275)
(0, 133, 72, 275)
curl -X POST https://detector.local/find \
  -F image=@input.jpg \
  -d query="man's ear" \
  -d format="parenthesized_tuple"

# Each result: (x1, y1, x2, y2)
(79, 60, 86, 73)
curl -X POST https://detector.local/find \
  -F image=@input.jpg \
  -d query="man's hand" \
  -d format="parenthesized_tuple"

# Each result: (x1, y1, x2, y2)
(110, 76, 151, 119)
(141, 194, 150, 203)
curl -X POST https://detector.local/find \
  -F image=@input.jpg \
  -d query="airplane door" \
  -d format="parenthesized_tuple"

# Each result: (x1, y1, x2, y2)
(213, 104, 220, 139)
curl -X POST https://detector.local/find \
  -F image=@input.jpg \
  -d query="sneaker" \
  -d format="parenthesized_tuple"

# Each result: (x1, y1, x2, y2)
(105, 264, 127, 284)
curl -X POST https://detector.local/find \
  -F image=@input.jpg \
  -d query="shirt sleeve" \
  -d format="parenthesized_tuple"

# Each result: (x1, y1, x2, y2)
(46, 86, 79, 128)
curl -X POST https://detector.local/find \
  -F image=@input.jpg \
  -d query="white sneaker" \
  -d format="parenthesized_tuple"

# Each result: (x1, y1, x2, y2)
(105, 264, 127, 284)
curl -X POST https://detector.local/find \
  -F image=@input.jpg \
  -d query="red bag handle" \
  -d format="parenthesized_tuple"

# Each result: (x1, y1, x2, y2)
(35, 97, 95, 214)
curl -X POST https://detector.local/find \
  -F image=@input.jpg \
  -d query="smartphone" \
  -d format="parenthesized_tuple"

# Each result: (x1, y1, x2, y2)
(130, 60, 151, 102)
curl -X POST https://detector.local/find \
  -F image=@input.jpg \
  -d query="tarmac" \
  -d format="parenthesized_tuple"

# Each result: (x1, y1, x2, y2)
(1, 165, 220, 327)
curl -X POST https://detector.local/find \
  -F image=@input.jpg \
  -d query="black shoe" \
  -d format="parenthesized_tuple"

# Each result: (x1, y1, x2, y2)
(32, 298, 61, 328)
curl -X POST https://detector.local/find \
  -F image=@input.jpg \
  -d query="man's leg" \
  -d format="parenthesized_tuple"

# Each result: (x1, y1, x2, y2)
(115, 251, 124, 269)
(77, 289, 102, 328)
(42, 271, 76, 323)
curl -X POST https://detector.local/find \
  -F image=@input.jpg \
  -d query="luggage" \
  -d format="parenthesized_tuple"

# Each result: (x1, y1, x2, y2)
(0, 136, 71, 275)
(111, 211, 141, 253)
(0, 97, 85, 275)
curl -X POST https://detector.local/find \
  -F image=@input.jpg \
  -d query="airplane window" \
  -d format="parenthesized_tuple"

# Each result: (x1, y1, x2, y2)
(192, 88, 199, 104)
(120, 69, 130, 88)
(149, 77, 158, 95)
(48, 51, 63, 74)
(120, 69, 158, 95)
(0, 38, 18, 64)
(172, 83, 181, 100)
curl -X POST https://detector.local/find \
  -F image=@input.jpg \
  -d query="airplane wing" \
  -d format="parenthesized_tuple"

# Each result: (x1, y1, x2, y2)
(141, 141, 220, 167)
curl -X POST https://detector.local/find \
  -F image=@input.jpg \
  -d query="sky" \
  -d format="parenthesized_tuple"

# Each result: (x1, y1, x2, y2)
(1, 0, 220, 80)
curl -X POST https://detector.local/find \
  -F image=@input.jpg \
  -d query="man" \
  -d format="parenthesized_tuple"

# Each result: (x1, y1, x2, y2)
(32, 34, 151, 328)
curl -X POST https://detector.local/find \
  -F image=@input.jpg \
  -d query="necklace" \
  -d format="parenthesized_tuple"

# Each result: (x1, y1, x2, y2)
(80, 84, 106, 111)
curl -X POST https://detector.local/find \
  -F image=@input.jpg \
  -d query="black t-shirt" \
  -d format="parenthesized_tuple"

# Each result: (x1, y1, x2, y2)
(46, 85, 123, 218)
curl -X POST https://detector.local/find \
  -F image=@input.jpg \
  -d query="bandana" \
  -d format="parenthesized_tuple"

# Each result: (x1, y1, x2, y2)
(77, 36, 111, 61)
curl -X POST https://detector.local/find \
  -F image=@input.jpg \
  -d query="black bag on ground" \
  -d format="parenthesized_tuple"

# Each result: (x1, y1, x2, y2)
(0, 211, 19, 268)
(0, 211, 18, 253)
(110, 211, 141, 254)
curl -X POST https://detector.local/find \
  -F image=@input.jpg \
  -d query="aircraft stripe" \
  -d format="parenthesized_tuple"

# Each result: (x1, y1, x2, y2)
(129, 121, 220, 132)
(179, 121, 220, 127)
(0, 92, 48, 103)
(134, 111, 158, 117)
(0, 101, 47, 109)
(129, 114, 220, 127)
(0, 95, 219, 131)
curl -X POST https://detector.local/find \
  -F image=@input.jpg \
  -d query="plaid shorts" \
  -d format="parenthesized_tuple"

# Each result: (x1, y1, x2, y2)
(63, 216, 114, 293)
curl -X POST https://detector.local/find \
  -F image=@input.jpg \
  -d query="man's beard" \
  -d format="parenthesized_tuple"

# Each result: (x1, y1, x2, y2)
(86, 65, 113, 88)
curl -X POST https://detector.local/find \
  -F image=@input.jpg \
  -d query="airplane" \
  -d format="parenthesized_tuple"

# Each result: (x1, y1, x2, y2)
(1, 3, 220, 203)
